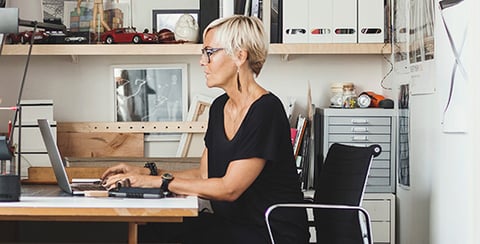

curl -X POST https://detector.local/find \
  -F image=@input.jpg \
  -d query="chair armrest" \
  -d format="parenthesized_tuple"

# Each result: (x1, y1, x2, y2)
(265, 203, 373, 244)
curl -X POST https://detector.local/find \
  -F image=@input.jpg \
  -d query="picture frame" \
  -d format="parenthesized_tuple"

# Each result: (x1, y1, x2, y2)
(176, 94, 213, 157)
(152, 9, 199, 33)
(112, 64, 188, 123)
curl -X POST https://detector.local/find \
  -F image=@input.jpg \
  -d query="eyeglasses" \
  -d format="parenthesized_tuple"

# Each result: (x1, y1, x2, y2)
(201, 47, 224, 63)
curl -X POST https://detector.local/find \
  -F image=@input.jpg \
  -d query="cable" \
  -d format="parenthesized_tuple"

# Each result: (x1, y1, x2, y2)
(380, 42, 393, 90)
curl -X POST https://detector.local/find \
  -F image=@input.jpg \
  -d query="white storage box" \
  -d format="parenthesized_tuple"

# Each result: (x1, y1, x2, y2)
(358, 0, 385, 43)
(17, 100, 54, 124)
(13, 122, 56, 152)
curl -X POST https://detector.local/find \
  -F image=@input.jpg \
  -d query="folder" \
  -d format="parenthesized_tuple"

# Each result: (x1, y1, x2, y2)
(308, 0, 333, 43)
(332, 0, 357, 43)
(282, 0, 309, 43)
(358, 0, 385, 43)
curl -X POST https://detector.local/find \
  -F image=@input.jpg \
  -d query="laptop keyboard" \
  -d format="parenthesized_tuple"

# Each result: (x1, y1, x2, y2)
(72, 184, 107, 191)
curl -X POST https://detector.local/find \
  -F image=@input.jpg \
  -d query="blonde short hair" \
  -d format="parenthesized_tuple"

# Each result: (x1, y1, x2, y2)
(203, 15, 268, 76)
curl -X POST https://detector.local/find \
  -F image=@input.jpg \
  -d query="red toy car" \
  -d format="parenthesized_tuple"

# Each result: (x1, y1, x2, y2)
(101, 27, 158, 44)
(15, 30, 50, 44)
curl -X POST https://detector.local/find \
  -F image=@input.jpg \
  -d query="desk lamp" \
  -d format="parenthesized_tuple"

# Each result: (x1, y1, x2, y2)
(0, 7, 20, 202)
(0, 8, 66, 201)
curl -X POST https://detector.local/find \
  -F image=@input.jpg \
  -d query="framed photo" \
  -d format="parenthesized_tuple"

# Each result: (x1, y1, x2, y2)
(152, 9, 199, 33)
(176, 94, 213, 157)
(113, 64, 188, 122)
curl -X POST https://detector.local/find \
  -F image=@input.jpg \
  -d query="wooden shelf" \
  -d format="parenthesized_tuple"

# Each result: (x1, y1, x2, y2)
(270, 43, 391, 55)
(1, 43, 391, 56)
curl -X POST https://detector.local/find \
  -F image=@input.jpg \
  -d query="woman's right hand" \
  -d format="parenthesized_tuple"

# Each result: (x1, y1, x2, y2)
(100, 163, 149, 181)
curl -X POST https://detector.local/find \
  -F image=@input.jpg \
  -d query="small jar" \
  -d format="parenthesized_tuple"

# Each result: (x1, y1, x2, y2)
(342, 83, 357, 109)
(330, 82, 344, 108)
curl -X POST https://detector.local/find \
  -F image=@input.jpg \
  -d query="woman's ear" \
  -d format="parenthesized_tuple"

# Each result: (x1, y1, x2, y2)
(235, 49, 248, 66)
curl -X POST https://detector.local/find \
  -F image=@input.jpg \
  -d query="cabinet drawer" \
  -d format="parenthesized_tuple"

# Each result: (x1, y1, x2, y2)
(328, 142, 391, 152)
(329, 134, 391, 143)
(370, 169, 390, 177)
(366, 177, 391, 186)
(362, 200, 390, 221)
(371, 222, 391, 243)
(374, 151, 391, 161)
(328, 117, 391, 126)
(329, 125, 391, 134)
(372, 159, 391, 169)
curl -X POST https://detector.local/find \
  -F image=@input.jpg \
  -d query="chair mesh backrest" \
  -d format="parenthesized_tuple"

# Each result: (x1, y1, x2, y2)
(313, 143, 381, 244)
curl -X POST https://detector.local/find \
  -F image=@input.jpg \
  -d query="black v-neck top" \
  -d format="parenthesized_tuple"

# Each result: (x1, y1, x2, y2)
(204, 93, 308, 243)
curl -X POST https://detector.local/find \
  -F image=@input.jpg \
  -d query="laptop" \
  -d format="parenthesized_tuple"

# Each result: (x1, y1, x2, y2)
(38, 119, 165, 198)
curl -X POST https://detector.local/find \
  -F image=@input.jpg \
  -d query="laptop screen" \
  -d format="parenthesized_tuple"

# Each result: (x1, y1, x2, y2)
(38, 119, 74, 194)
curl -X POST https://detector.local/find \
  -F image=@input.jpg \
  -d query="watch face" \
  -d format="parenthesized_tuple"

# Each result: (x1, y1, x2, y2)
(162, 173, 173, 180)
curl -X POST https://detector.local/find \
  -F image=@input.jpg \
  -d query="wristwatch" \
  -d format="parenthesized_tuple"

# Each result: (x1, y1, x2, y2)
(144, 162, 158, 176)
(161, 172, 174, 193)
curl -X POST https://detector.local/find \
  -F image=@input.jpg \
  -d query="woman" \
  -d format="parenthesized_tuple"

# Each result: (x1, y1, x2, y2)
(101, 15, 308, 244)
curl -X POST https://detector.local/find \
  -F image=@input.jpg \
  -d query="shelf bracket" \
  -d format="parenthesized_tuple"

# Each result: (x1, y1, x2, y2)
(70, 55, 79, 64)
(281, 54, 290, 62)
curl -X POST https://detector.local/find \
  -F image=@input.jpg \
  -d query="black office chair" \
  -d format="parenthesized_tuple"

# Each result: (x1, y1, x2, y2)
(265, 143, 382, 244)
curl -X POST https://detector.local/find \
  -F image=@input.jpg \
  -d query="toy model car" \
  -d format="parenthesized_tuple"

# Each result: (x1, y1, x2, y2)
(64, 31, 97, 44)
(16, 30, 50, 44)
(5, 33, 20, 44)
(64, 36, 86, 43)
(100, 27, 158, 44)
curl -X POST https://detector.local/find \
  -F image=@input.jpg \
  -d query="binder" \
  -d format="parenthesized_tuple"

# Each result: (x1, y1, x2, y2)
(358, 0, 385, 43)
(309, 0, 333, 43)
(332, 0, 357, 43)
(282, 0, 308, 43)
(199, 0, 219, 43)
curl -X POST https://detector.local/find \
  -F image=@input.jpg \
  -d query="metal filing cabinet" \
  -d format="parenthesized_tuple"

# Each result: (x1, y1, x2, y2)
(320, 108, 396, 193)
(304, 191, 395, 244)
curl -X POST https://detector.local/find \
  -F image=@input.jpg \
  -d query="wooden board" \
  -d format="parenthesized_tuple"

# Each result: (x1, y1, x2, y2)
(66, 157, 200, 171)
(24, 167, 107, 184)
(57, 132, 144, 157)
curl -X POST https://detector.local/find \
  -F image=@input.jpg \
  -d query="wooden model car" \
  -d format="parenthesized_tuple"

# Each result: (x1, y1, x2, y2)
(100, 27, 158, 44)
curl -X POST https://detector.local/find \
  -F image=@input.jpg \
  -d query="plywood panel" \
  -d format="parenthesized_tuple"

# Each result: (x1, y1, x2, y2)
(57, 132, 144, 158)
(25, 167, 107, 184)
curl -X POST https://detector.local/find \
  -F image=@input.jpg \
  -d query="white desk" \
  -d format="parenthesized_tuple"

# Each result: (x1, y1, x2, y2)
(0, 185, 198, 244)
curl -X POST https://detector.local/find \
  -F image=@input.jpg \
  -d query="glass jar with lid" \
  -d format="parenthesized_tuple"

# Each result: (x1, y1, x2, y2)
(342, 83, 357, 108)
(330, 82, 345, 108)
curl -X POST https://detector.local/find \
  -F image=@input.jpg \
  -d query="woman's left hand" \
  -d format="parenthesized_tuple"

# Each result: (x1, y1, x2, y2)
(102, 173, 160, 190)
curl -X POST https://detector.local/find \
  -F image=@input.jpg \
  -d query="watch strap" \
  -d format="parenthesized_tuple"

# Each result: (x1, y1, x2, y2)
(144, 162, 158, 176)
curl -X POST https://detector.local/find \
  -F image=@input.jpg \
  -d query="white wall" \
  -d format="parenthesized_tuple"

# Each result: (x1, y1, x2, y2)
(395, 0, 478, 244)
(429, 0, 477, 244)
(0, 54, 385, 124)
(0, 54, 386, 150)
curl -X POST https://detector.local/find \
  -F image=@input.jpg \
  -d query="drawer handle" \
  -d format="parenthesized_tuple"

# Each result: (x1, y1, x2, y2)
(352, 127, 368, 132)
(352, 135, 368, 141)
(351, 119, 369, 124)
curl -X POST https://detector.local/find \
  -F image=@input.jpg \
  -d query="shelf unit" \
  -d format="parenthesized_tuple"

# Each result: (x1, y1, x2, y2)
(1, 43, 392, 56)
